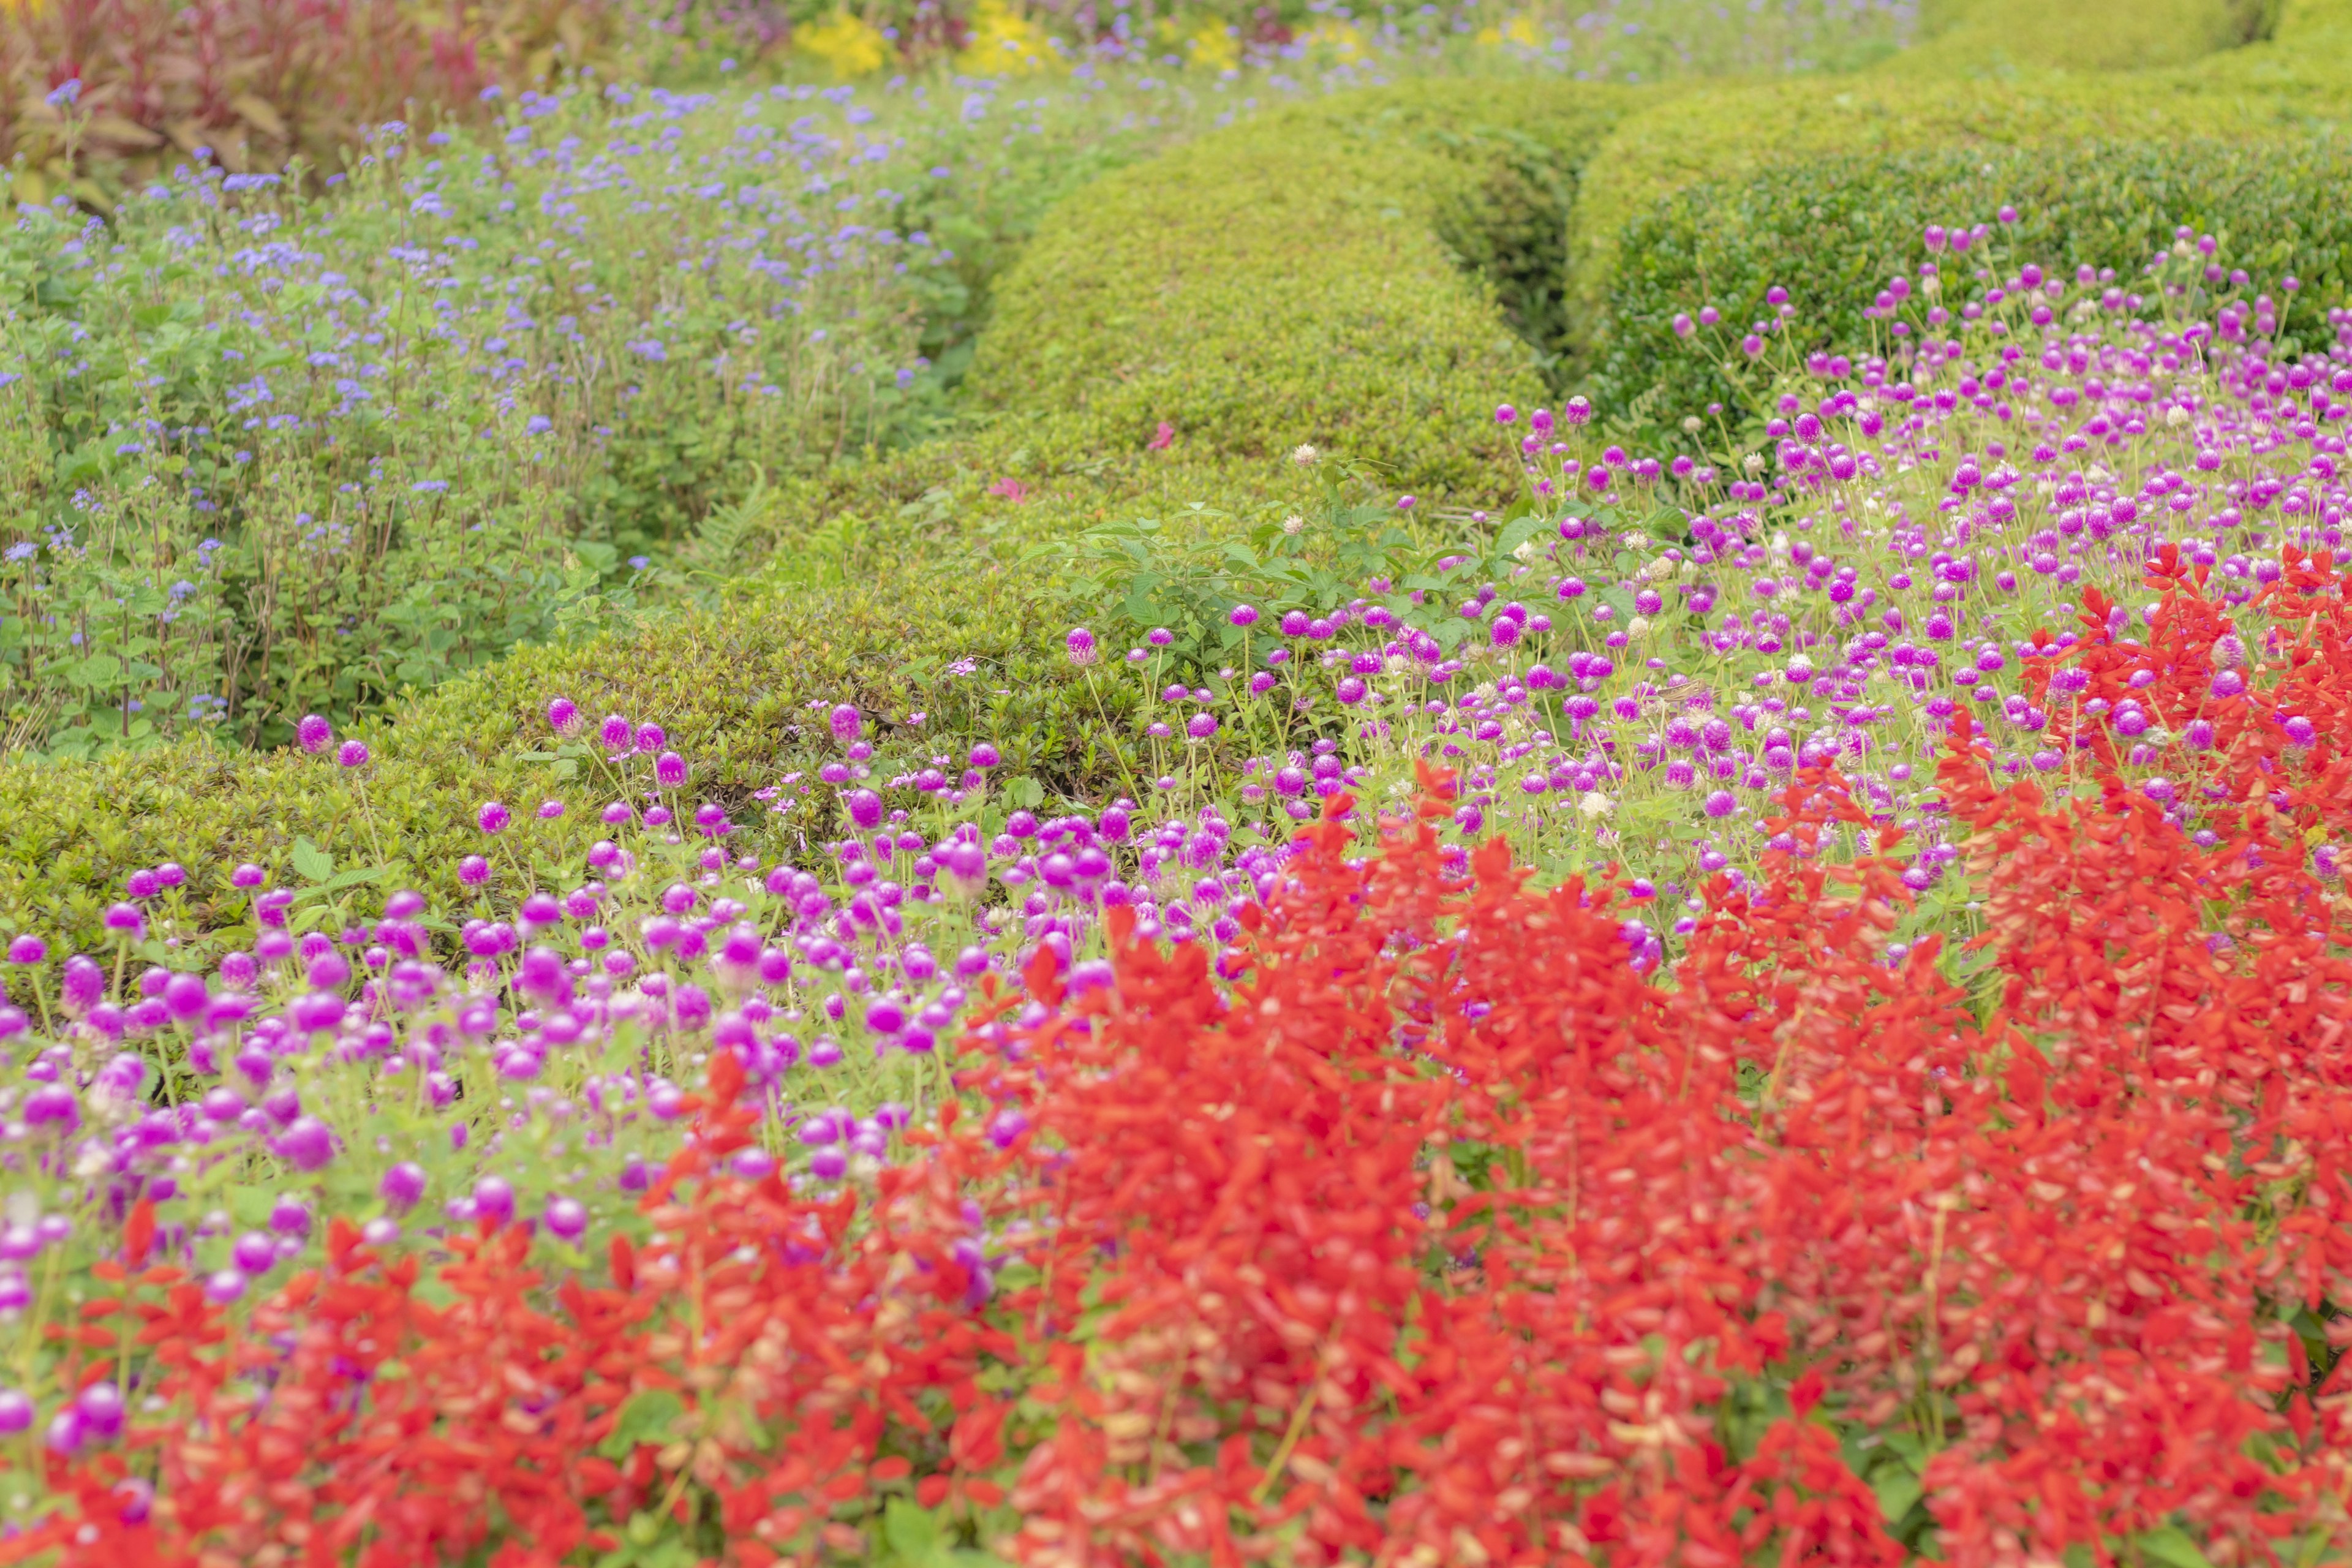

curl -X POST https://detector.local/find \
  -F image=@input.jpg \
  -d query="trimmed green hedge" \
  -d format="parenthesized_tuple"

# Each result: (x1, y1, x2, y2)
(1902, 0, 2273, 74)
(1591, 132, 2352, 432)
(967, 79, 1637, 493)
(1558, 0, 2352, 374)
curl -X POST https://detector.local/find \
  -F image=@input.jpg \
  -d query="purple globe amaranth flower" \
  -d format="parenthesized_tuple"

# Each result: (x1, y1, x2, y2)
(1494, 403, 1517, 424)
(380, 1161, 427, 1213)
(162, 972, 209, 1021)
(296, 714, 332, 753)
(337, 740, 370, 769)
(6, 936, 44, 965)
(1563, 396, 1593, 426)
(829, 704, 862, 744)
(76, 1381, 124, 1440)
(635, 722, 666, 753)
(545, 1197, 588, 1241)
(1187, 713, 1219, 739)
(1229, 603, 1258, 628)
(546, 696, 579, 733)
(125, 868, 160, 900)
(472, 1176, 516, 1227)
(102, 903, 144, 936)
(458, 855, 491, 886)
(477, 801, 511, 835)
(24, 1084, 77, 1132)
(2284, 715, 2318, 747)
(1066, 627, 1098, 666)
(968, 742, 1000, 769)
(0, 1390, 31, 1436)
(59, 955, 104, 1014)
(655, 750, 688, 788)
(600, 713, 633, 752)
(231, 863, 266, 889)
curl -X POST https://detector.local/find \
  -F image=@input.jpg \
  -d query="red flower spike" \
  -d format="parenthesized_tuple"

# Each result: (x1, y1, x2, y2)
(120, 1202, 154, 1270)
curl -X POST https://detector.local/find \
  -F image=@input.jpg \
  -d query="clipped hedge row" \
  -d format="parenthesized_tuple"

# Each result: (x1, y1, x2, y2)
(1593, 131, 2352, 429)
(967, 78, 1637, 492)
(1901, 0, 2274, 75)
(1559, 0, 2352, 377)
(0, 439, 1322, 949)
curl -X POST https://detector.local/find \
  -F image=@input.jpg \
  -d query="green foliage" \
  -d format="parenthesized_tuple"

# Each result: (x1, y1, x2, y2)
(1592, 132, 2352, 437)
(1558, 13, 2352, 367)
(1903, 0, 2270, 74)
(967, 78, 1638, 492)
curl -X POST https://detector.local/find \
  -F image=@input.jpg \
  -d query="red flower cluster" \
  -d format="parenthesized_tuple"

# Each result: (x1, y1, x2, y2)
(13, 551, 2352, 1566)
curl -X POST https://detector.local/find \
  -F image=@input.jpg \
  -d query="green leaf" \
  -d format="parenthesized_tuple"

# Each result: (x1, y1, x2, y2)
(1871, 1466, 1921, 1529)
(2136, 1527, 2215, 1568)
(882, 1498, 940, 1559)
(1493, 513, 1547, 561)
(598, 1389, 685, 1458)
(1011, 777, 1045, 809)
(290, 838, 335, 884)
(228, 1187, 276, 1227)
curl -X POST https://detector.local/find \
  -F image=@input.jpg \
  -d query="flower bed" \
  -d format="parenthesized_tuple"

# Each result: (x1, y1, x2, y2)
(0, 233, 2343, 1559)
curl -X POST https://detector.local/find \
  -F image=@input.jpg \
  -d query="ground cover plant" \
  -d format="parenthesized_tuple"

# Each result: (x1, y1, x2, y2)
(0, 220, 2342, 1561)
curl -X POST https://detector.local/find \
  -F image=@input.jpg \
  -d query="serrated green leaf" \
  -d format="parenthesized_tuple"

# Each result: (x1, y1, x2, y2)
(290, 838, 334, 884)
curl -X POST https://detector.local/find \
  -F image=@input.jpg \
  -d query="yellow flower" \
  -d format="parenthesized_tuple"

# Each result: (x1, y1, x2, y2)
(794, 11, 891, 78)
(1475, 13, 1542, 47)
(956, 0, 1061, 75)
(1187, 23, 1240, 71)
(1295, 20, 1367, 60)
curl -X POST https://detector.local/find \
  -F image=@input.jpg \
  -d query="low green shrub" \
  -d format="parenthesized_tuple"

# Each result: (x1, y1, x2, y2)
(0, 435, 1411, 948)
(1901, 0, 2272, 75)
(1558, 0, 2352, 372)
(1591, 132, 2352, 432)
(967, 78, 1639, 493)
